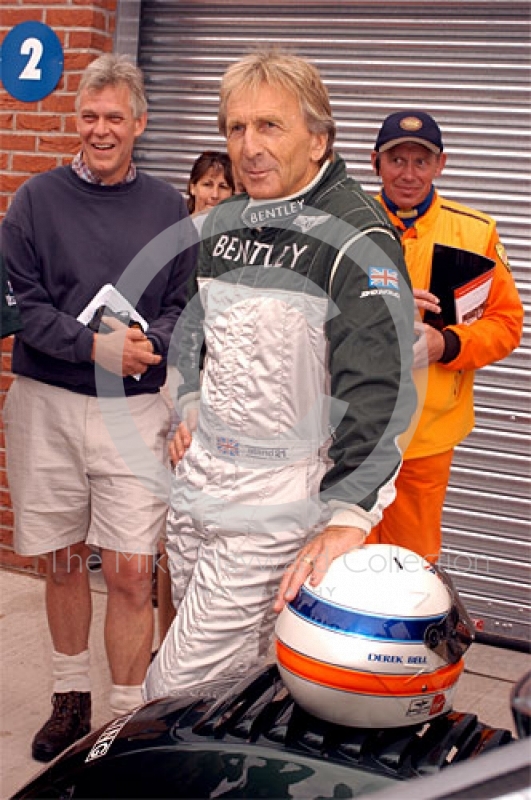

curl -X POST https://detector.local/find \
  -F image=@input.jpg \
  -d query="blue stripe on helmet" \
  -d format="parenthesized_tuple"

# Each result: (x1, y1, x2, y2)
(289, 585, 446, 643)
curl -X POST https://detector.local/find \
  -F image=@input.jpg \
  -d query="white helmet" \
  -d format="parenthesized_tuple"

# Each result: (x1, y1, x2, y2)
(275, 544, 474, 728)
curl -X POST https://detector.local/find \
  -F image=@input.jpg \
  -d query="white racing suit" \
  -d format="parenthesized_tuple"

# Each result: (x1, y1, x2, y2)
(145, 157, 416, 701)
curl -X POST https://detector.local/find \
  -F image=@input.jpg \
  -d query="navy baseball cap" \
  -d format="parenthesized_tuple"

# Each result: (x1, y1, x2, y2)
(375, 111, 443, 154)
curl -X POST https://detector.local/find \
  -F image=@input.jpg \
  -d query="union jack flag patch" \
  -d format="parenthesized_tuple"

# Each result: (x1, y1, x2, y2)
(216, 436, 239, 457)
(369, 267, 399, 290)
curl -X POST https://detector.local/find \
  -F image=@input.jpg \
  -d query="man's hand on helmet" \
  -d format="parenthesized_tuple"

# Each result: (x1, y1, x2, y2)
(273, 525, 366, 613)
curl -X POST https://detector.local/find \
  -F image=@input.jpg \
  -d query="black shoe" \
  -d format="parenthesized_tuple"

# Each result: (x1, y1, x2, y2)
(31, 691, 91, 762)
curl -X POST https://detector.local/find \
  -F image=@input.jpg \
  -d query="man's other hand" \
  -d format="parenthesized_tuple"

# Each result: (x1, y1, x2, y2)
(413, 287, 440, 314)
(168, 409, 198, 465)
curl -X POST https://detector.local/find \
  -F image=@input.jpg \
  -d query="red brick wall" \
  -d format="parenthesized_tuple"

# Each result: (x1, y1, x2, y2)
(0, 0, 117, 573)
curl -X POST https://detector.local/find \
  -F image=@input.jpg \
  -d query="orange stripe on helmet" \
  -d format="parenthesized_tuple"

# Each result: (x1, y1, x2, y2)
(276, 639, 463, 697)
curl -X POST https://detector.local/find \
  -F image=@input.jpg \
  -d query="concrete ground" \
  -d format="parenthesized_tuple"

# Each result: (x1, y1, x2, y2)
(1, 568, 530, 799)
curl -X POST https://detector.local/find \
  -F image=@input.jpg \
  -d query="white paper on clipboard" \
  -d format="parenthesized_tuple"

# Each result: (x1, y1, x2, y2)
(454, 269, 494, 326)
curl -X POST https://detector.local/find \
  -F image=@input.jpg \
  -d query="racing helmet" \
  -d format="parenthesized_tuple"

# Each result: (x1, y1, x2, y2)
(275, 543, 474, 728)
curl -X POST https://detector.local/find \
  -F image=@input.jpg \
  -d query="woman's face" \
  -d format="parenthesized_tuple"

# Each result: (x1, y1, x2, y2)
(190, 165, 233, 214)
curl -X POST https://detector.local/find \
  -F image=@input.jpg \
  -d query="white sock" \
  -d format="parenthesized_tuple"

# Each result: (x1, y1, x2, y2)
(52, 650, 91, 693)
(109, 684, 143, 717)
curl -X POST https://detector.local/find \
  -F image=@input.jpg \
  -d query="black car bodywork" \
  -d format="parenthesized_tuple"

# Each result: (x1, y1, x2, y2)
(12, 664, 517, 799)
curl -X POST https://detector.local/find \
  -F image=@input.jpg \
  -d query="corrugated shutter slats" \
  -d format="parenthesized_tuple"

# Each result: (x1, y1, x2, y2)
(135, 0, 530, 645)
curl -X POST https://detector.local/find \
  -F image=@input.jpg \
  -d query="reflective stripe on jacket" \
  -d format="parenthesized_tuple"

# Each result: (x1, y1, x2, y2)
(378, 191, 523, 459)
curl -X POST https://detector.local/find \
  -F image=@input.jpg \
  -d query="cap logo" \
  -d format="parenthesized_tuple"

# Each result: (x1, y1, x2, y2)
(400, 116, 423, 132)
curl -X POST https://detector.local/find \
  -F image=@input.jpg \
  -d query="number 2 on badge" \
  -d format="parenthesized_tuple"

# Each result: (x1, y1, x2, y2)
(19, 37, 43, 81)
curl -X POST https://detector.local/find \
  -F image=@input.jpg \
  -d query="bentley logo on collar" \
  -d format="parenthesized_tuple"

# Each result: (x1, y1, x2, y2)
(292, 214, 331, 233)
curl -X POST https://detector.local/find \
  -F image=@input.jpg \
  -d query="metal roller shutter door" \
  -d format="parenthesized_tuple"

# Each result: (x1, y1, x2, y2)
(134, 0, 530, 645)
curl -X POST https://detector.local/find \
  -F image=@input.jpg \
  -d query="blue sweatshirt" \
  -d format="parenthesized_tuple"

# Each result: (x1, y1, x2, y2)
(1, 166, 198, 396)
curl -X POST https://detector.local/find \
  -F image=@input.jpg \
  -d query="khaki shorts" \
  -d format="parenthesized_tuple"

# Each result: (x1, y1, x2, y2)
(4, 377, 171, 556)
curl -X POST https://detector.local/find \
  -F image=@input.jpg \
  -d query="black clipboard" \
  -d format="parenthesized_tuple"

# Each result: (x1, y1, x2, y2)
(424, 243, 495, 328)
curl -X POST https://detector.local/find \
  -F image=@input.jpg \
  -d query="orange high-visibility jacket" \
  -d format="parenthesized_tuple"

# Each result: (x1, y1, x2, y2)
(378, 191, 524, 460)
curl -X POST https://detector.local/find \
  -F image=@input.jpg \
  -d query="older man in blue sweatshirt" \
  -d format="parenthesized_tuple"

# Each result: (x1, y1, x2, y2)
(2, 54, 197, 761)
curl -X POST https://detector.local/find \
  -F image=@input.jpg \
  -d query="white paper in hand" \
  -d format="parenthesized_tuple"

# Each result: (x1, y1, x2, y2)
(77, 284, 147, 331)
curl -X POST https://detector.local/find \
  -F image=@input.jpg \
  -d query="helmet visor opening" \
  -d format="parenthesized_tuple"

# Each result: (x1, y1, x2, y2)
(424, 565, 475, 664)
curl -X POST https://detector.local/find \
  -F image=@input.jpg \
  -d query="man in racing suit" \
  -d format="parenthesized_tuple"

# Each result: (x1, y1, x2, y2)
(366, 110, 523, 561)
(144, 51, 417, 701)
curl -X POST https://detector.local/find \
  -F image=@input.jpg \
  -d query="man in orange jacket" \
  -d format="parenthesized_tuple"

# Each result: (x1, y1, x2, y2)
(366, 110, 523, 561)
